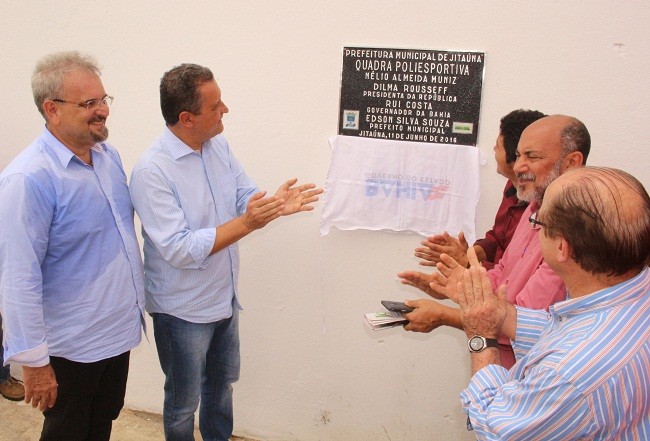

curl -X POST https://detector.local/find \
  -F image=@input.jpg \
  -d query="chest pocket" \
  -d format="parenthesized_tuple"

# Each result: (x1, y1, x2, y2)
(210, 172, 238, 219)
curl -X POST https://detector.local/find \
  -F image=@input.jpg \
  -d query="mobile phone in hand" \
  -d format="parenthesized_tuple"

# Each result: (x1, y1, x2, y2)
(381, 300, 415, 313)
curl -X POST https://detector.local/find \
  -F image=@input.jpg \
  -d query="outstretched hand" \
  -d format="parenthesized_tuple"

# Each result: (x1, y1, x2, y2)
(433, 245, 485, 303)
(399, 249, 466, 301)
(397, 270, 443, 299)
(241, 191, 284, 231)
(427, 252, 466, 302)
(275, 178, 323, 216)
(414, 231, 470, 267)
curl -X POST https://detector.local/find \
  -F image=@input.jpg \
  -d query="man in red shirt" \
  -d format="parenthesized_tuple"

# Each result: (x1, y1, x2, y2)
(414, 109, 546, 269)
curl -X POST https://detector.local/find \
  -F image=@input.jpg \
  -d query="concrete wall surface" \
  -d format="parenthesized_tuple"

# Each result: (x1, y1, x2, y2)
(1, 2, 648, 440)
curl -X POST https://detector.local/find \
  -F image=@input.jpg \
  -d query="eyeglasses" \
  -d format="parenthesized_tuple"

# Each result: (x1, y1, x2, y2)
(529, 211, 547, 230)
(52, 95, 113, 110)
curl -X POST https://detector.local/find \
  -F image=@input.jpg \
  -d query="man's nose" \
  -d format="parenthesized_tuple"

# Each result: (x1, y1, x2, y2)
(94, 105, 109, 117)
(513, 157, 527, 174)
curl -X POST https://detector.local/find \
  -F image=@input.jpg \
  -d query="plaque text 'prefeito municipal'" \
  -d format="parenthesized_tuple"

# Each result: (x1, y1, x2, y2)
(338, 47, 485, 145)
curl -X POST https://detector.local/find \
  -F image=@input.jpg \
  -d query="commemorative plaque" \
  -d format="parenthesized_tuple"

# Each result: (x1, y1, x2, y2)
(339, 47, 485, 145)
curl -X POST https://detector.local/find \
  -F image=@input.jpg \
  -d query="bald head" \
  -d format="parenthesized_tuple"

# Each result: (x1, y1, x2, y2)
(521, 114, 591, 160)
(541, 167, 650, 275)
(523, 114, 574, 139)
(513, 115, 590, 203)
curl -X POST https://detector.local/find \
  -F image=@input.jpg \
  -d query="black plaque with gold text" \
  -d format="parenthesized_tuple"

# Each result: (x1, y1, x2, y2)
(338, 47, 485, 145)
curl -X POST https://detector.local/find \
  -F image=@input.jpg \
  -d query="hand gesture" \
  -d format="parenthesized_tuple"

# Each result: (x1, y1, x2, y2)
(427, 253, 466, 302)
(415, 231, 469, 267)
(397, 270, 442, 299)
(23, 364, 58, 411)
(402, 299, 451, 333)
(241, 191, 284, 231)
(274, 178, 323, 216)
(457, 258, 507, 339)
(399, 251, 465, 301)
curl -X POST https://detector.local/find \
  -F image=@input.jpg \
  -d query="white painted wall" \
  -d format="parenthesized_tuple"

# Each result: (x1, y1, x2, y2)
(2, 2, 649, 440)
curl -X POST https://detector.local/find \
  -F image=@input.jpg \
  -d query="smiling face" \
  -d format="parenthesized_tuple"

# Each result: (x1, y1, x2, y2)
(47, 70, 109, 150)
(512, 117, 567, 203)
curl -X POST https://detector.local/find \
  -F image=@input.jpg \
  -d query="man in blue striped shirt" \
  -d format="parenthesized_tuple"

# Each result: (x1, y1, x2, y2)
(129, 63, 322, 441)
(457, 166, 650, 440)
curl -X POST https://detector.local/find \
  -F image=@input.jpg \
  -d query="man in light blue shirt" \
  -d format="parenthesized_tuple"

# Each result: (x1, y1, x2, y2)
(129, 63, 322, 441)
(0, 51, 145, 440)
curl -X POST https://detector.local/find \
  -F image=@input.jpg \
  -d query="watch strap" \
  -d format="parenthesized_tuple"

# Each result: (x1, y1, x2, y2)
(484, 337, 498, 348)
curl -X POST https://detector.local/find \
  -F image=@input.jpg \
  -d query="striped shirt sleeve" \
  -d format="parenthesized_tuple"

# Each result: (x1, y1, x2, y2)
(511, 306, 549, 360)
(460, 364, 597, 440)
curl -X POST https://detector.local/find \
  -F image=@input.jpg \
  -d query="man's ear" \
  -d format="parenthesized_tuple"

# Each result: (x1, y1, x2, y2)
(564, 151, 584, 170)
(178, 111, 193, 128)
(42, 101, 59, 125)
(556, 236, 572, 263)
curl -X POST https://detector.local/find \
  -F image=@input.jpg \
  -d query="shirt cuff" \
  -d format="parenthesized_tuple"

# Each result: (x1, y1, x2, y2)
(460, 363, 509, 419)
(189, 227, 217, 268)
(6, 341, 50, 367)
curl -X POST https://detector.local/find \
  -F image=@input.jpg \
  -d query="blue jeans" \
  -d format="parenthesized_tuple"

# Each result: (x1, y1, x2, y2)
(0, 314, 10, 382)
(152, 311, 240, 441)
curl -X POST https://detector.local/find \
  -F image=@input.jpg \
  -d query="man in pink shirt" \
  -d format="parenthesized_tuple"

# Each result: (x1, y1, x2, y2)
(398, 115, 591, 368)
(415, 109, 545, 271)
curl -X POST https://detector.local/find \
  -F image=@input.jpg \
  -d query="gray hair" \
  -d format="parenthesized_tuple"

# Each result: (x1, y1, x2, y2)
(31, 51, 102, 119)
(560, 118, 591, 164)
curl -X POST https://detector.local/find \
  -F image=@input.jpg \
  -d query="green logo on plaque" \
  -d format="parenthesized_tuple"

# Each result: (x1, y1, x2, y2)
(452, 122, 474, 134)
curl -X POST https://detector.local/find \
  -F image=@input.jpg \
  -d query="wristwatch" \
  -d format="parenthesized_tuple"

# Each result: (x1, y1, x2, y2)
(468, 335, 499, 353)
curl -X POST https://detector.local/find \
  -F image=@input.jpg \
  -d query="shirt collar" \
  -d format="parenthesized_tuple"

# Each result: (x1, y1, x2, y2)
(162, 127, 207, 160)
(550, 267, 649, 319)
(41, 127, 104, 168)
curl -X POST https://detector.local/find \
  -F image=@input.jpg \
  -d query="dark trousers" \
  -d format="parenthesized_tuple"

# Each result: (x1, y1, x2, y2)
(0, 314, 9, 381)
(40, 351, 130, 441)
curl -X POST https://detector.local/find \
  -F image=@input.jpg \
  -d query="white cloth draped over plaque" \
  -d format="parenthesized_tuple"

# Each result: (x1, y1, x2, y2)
(321, 135, 481, 242)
